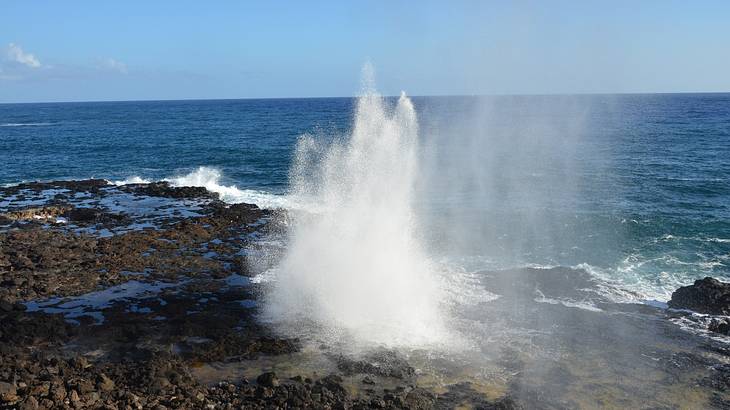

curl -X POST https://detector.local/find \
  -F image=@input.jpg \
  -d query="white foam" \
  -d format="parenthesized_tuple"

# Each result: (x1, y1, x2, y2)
(167, 166, 293, 209)
(109, 167, 292, 209)
(0, 122, 53, 127)
(109, 176, 151, 185)
(573, 262, 669, 303)
(658, 234, 730, 244)
(533, 289, 603, 312)
(669, 314, 730, 344)
(262, 71, 454, 350)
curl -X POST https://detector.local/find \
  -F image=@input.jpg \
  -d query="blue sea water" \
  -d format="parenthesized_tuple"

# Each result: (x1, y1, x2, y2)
(1, 94, 729, 300)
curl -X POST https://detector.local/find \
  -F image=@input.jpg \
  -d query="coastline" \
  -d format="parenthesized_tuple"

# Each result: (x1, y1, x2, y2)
(1, 179, 729, 409)
(0, 179, 514, 409)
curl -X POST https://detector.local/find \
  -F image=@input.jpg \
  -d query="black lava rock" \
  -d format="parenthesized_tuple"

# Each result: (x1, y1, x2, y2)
(256, 372, 279, 388)
(668, 277, 730, 315)
(709, 318, 730, 335)
(134, 182, 218, 200)
(64, 207, 101, 222)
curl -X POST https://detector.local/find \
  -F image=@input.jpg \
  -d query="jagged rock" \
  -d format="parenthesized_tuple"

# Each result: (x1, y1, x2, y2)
(64, 207, 101, 222)
(709, 318, 730, 335)
(1, 206, 70, 221)
(97, 373, 115, 392)
(404, 388, 436, 409)
(131, 181, 218, 200)
(0, 178, 538, 410)
(702, 364, 730, 392)
(256, 372, 279, 388)
(0, 299, 13, 312)
(0, 381, 18, 402)
(70, 356, 91, 370)
(50, 383, 66, 402)
(19, 396, 39, 410)
(336, 350, 415, 379)
(669, 277, 730, 315)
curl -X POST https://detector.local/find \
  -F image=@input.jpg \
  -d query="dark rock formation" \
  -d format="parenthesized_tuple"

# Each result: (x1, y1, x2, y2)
(126, 181, 218, 200)
(709, 318, 730, 335)
(256, 372, 279, 388)
(0, 179, 597, 409)
(335, 350, 416, 379)
(669, 277, 730, 315)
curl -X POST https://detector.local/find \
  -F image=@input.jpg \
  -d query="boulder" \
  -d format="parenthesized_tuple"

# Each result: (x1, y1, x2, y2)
(97, 373, 115, 392)
(19, 396, 39, 410)
(668, 277, 730, 315)
(0, 381, 17, 402)
(64, 207, 101, 222)
(256, 372, 279, 388)
(404, 388, 436, 409)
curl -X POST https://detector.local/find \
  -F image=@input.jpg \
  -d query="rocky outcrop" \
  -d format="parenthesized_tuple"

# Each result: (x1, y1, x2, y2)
(123, 181, 218, 200)
(0, 179, 526, 409)
(335, 350, 416, 379)
(669, 277, 730, 315)
(1, 206, 70, 221)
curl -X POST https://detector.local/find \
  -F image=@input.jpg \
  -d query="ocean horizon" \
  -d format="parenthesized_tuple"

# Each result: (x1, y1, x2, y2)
(3, 90, 729, 106)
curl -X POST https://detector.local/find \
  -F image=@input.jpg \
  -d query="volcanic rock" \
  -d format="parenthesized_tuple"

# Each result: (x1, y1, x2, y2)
(19, 396, 39, 410)
(669, 277, 730, 315)
(335, 350, 415, 379)
(97, 373, 115, 392)
(256, 372, 279, 388)
(132, 181, 218, 200)
(709, 318, 730, 335)
(0, 381, 18, 402)
(63, 207, 101, 222)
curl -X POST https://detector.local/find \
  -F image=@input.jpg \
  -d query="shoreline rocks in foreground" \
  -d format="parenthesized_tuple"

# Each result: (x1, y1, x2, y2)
(0, 179, 522, 409)
(2, 178, 730, 409)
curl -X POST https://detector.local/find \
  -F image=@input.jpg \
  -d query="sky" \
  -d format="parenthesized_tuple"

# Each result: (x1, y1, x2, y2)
(1, 1, 729, 103)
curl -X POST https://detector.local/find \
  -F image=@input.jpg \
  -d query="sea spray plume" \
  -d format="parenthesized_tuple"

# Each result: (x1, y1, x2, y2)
(263, 70, 451, 349)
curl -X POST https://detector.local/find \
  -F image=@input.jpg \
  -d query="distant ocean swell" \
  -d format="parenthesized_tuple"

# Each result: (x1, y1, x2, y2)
(0, 122, 54, 127)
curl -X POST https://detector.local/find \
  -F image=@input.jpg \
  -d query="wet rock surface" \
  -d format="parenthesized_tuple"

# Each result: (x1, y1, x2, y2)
(3, 180, 730, 409)
(669, 277, 730, 315)
(0, 180, 522, 409)
(472, 267, 730, 408)
(119, 181, 219, 200)
(335, 351, 416, 380)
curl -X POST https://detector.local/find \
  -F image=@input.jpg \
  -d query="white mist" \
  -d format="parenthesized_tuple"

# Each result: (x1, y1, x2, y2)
(263, 69, 450, 349)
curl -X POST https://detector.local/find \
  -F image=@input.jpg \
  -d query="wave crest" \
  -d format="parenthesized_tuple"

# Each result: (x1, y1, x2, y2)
(110, 167, 290, 209)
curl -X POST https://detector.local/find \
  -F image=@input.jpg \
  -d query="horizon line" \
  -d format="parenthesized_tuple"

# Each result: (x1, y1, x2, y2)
(1, 90, 729, 105)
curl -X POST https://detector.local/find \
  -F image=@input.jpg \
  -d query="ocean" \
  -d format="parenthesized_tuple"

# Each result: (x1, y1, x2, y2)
(1, 94, 729, 302)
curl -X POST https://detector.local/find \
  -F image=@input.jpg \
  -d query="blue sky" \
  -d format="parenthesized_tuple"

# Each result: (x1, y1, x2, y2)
(1, 1, 729, 102)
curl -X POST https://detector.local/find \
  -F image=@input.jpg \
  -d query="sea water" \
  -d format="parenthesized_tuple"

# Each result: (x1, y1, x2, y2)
(1, 93, 729, 305)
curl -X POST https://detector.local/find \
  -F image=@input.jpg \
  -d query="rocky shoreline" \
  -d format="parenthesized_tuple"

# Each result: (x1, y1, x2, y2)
(0, 180, 520, 409)
(2, 179, 730, 409)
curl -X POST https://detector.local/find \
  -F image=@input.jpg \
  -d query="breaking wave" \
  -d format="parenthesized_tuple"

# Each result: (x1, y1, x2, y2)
(110, 167, 292, 209)
(0, 122, 54, 127)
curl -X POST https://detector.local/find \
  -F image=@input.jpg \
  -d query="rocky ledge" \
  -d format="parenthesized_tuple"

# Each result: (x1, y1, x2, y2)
(668, 277, 730, 336)
(669, 277, 730, 316)
(0, 179, 520, 409)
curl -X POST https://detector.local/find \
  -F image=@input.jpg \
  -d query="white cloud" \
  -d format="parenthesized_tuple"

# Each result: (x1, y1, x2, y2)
(101, 58, 127, 74)
(6, 43, 41, 68)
